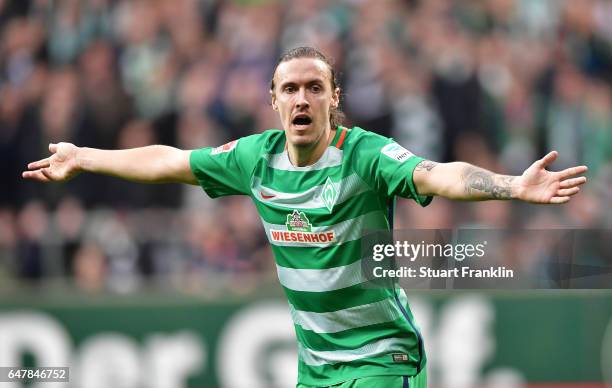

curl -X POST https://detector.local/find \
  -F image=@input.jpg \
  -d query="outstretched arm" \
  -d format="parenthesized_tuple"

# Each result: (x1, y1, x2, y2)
(22, 142, 198, 185)
(413, 151, 588, 204)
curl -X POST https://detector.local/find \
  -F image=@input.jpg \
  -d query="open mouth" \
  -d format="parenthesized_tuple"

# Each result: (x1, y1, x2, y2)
(292, 115, 312, 126)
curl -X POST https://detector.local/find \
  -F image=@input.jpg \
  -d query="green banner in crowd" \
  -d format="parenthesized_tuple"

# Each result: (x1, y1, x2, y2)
(0, 291, 610, 387)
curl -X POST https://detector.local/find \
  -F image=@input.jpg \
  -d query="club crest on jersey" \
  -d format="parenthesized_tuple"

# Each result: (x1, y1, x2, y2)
(322, 177, 338, 212)
(211, 139, 238, 155)
(381, 143, 413, 163)
(286, 210, 312, 232)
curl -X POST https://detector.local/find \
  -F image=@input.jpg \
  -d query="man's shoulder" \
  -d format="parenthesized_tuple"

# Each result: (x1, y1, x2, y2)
(236, 129, 284, 153)
(257, 128, 285, 138)
(242, 128, 284, 141)
(343, 126, 392, 150)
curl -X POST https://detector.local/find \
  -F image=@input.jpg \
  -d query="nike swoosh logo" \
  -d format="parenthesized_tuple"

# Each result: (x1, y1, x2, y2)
(260, 191, 275, 199)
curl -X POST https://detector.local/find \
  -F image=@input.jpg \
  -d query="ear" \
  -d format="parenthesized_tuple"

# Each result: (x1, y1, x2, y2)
(331, 87, 340, 109)
(270, 90, 278, 111)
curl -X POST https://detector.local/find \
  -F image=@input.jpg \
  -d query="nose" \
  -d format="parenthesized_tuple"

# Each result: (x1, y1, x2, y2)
(295, 88, 309, 110)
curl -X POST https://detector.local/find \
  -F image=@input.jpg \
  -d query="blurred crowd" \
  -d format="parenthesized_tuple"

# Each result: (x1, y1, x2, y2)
(0, 0, 610, 294)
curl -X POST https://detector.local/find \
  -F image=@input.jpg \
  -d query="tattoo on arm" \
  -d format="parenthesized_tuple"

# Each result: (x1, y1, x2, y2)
(415, 160, 438, 171)
(461, 165, 515, 199)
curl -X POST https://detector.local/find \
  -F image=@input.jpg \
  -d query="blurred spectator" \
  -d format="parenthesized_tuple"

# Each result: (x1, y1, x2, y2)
(78, 40, 132, 149)
(73, 240, 107, 292)
(55, 196, 86, 275)
(15, 201, 48, 282)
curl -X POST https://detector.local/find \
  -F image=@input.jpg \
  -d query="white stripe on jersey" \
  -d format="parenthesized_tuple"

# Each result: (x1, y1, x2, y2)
(298, 337, 407, 366)
(264, 146, 343, 171)
(290, 299, 401, 333)
(277, 260, 364, 292)
(252, 173, 369, 209)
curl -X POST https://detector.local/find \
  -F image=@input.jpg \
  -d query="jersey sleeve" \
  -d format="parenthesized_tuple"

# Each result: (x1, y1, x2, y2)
(189, 134, 264, 198)
(353, 133, 432, 207)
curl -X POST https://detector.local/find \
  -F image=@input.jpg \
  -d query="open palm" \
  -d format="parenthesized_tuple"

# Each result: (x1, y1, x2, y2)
(22, 142, 81, 182)
(517, 151, 588, 204)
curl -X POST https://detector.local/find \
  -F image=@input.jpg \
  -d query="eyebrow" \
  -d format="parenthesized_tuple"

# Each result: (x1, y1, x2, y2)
(278, 79, 325, 89)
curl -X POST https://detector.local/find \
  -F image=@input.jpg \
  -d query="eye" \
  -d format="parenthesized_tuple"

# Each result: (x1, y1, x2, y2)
(284, 85, 296, 93)
(311, 84, 322, 93)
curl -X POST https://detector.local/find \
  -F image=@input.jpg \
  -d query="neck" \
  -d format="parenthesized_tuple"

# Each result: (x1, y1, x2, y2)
(288, 126, 336, 167)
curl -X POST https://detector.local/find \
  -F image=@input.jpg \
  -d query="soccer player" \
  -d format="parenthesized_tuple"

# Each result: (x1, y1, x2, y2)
(23, 47, 587, 388)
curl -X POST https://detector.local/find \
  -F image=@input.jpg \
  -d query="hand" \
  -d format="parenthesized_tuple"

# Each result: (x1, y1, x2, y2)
(22, 142, 82, 182)
(516, 151, 588, 204)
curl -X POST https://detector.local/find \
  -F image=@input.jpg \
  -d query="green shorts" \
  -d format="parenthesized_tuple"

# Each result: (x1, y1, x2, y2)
(297, 368, 427, 388)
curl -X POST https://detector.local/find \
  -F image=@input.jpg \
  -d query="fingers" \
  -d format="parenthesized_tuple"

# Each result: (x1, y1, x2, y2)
(559, 176, 587, 189)
(22, 167, 64, 182)
(41, 168, 56, 181)
(557, 187, 580, 196)
(559, 165, 588, 179)
(27, 157, 50, 170)
(549, 185, 582, 204)
(22, 170, 51, 182)
(25, 143, 59, 171)
(21, 168, 56, 182)
(550, 196, 571, 204)
(23, 143, 72, 183)
(538, 151, 558, 168)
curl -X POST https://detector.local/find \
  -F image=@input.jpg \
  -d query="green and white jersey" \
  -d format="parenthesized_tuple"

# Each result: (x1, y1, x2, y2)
(190, 126, 432, 386)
